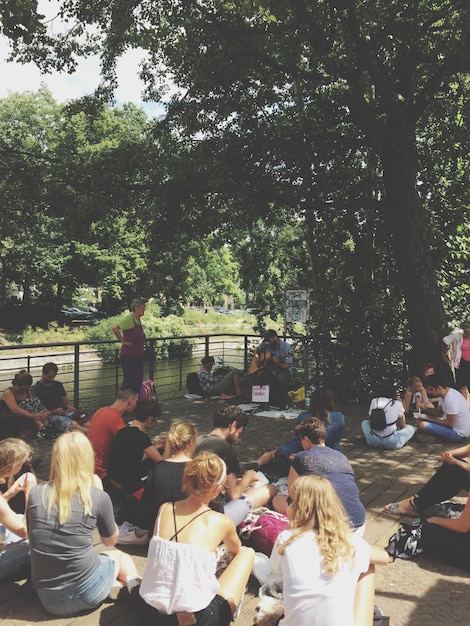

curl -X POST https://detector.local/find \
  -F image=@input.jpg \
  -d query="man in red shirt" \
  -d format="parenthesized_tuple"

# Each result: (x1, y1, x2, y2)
(87, 387, 139, 486)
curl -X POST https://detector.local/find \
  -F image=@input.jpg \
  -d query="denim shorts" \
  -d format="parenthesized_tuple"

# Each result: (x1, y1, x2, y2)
(0, 527, 30, 582)
(36, 553, 117, 616)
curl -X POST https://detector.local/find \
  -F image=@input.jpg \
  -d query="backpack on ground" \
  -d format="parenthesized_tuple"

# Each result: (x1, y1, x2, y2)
(139, 379, 158, 401)
(386, 520, 424, 561)
(370, 398, 394, 431)
(186, 372, 206, 396)
(239, 509, 289, 556)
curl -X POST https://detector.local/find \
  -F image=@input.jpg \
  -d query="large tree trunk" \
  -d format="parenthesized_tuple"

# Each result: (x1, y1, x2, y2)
(381, 124, 446, 370)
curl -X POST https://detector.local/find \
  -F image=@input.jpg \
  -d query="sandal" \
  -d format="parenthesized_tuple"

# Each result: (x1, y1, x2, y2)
(383, 499, 418, 516)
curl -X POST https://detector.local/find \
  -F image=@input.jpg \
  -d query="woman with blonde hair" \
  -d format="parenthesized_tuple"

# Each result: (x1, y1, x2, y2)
(140, 451, 254, 624)
(0, 438, 36, 580)
(270, 475, 388, 626)
(26, 432, 141, 616)
(118, 419, 199, 545)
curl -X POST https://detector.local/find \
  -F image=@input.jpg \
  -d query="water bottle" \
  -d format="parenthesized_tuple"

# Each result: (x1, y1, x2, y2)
(305, 385, 315, 409)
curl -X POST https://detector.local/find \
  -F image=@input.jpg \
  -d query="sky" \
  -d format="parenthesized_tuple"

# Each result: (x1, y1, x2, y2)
(0, 2, 165, 118)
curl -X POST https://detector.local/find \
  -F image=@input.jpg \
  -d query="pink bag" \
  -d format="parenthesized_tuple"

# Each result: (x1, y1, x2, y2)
(239, 512, 289, 556)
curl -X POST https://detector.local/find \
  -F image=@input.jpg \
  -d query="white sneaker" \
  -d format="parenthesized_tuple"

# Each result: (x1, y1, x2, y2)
(118, 521, 134, 533)
(117, 523, 148, 545)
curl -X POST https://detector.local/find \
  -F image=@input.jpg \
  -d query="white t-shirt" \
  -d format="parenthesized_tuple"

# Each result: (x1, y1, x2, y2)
(270, 529, 370, 626)
(441, 388, 470, 437)
(368, 397, 404, 437)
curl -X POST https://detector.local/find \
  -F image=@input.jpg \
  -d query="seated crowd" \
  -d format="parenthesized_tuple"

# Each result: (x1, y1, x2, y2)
(2, 346, 470, 625)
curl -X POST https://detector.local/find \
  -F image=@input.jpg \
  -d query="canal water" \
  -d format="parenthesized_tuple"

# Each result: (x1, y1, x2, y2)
(0, 348, 248, 414)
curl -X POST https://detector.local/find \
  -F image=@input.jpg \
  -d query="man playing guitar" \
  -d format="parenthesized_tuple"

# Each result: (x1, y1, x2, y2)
(252, 330, 293, 409)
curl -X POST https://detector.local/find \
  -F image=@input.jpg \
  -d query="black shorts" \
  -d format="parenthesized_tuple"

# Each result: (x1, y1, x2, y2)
(456, 358, 470, 389)
(137, 594, 233, 626)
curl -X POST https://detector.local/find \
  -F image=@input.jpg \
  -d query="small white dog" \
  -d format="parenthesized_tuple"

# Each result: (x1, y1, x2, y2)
(254, 593, 284, 626)
(254, 582, 284, 626)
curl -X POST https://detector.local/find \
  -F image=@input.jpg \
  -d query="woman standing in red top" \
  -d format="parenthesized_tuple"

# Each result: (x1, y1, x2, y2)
(112, 299, 147, 394)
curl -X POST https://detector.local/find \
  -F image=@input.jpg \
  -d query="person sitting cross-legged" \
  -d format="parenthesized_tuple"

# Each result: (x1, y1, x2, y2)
(414, 373, 470, 442)
(196, 405, 277, 526)
(256, 387, 345, 475)
(32, 362, 88, 434)
(108, 398, 168, 501)
(269, 475, 389, 626)
(273, 418, 366, 533)
(87, 387, 139, 495)
(27, 432, 141, 617)
(0, 438, 36, 581)
(361, 383, 416, 450)
(139, 452, 255, 625)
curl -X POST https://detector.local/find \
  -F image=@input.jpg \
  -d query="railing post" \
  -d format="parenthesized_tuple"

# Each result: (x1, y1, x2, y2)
(73, 343, 80, 409)
(115, 348, 120, 395)
(303, 337, 309, 389)
(148, 338, 155, 380)
(244, 336, 249, 371)
(205, 335, 210, 357)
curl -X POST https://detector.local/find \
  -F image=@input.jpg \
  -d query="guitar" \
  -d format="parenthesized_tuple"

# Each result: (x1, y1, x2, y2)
(248, 351, 291, 375)
(249, 351, 274, 374)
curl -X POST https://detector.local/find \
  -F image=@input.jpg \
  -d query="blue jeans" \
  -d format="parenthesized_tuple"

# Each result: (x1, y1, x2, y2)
(361, 420, 416, 450)
(36, 553, 116, 616)
(48, 412, 74, 433)
(0, 525, 30, 581)
(420, 421, 465, 442)
(224, 495, 251, 526)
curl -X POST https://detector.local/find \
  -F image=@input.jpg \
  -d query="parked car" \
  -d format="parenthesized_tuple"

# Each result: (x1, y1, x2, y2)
(59, 307, 94, 325)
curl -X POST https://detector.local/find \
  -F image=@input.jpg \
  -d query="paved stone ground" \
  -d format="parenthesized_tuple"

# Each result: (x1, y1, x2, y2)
(1, 395, 469, 625)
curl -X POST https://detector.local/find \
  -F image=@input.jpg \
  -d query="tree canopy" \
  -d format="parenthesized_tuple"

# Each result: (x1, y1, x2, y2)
(1, 1, 469, 382)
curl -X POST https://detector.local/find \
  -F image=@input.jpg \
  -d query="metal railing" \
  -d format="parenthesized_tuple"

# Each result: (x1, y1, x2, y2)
(0, 334, 312, 413)
(0, 332, 409, 411)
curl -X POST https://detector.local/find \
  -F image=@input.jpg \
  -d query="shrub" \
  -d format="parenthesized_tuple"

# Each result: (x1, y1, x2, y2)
(84, 312, 194, 362)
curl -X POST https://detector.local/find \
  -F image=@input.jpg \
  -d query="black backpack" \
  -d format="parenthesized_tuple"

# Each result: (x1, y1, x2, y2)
(370, 398, 395, 431)
(186, 372, 206, 396)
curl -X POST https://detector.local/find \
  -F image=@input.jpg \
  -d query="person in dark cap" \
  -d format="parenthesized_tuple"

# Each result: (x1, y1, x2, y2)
(252, 330, 293, 408)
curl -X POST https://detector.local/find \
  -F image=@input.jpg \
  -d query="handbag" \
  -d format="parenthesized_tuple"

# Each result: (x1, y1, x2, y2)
(386, 520, 424, 561)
